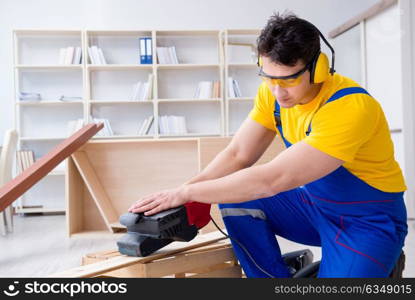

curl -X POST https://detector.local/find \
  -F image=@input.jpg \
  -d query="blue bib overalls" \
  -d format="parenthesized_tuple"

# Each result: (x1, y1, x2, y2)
(219, 87, 408, 277)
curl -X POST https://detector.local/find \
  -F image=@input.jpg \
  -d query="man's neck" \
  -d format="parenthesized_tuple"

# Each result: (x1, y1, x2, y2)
(299, 83, 323, 105)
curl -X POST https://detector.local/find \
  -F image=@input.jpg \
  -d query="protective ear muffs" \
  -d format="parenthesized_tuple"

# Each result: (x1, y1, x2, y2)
(257, 19, 336, 84)
(309, 52, 330, 84)
(257, 56, 263, 67)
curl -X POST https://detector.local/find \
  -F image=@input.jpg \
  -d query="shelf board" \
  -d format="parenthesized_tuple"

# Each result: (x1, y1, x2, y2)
(159, 133, 221, 138)
(15, 65, 82, 70)
(14, 29, 82, 36)
(93, 135, 155, 140)
(87, 64, 153, 71)
(17, 100, 84, 106)
(15, 207, 66, 214)
(86, 30, 152, 36)
(156, 64, 220, 70)
(20, 137, 65, 141)
(89, 100, 154, 104)
(228, 97, 254, 101)
(226, 29, 261, 35)
(157, 98, 222, 103)
(227, 63, 257, 68)
(156, 30, 220, 36)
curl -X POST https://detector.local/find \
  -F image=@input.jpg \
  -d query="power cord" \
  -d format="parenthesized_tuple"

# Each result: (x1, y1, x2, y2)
(209, 214, 275, 278)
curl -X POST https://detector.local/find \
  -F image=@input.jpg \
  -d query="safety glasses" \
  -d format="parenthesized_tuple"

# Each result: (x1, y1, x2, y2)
(258, 64, 309, 88)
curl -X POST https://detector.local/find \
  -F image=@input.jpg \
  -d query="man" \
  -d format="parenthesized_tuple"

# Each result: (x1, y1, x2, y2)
(129, 13, 407, 278)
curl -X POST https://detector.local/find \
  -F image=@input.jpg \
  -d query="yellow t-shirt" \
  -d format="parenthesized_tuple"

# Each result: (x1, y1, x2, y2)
(249, 73, 406, 193)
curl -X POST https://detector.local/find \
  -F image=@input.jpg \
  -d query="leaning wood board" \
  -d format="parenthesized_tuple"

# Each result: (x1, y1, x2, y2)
(0, 123, 103, 212)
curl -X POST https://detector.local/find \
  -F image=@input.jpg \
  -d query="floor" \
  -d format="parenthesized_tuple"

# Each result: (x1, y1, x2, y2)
(0, 214, 414, 277)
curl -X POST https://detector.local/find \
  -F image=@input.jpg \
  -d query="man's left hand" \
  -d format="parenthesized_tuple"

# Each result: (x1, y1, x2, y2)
(128, 186, 189, 216)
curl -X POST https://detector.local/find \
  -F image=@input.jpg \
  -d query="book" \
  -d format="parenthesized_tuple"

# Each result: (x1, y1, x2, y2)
(64, 47, 74, 65)
(233, 79, 242, 97)
(88, 46, 105, 64)
(16, 151, 23, 173)
(145, 116, 154, 134)
(103, 119, 114, 136)
(170, 46, 179, 64)
(140, 38, 147, 64)
(200, 81, 213, 99)
(18, 150, 35, 172)
(91, 46, 101, 64)
(138, 118, 148, 136)
(19, 92, 42, 101)
(145, 37, 153, 64)
(87, 47, 96, 64)
(194, 81, 215, 99)
(156, 46, 179, 64)
(131, 74, 153, 101)
(145, 74, 153, 100)
(212, 81, 220, 98)
(228, 77, 236, 98)
(167, 47, 175, 64)
(28, 150, 35, 166)
(16, 150, 27, 173)
(98, 48, 107, 64)
(92, 118, 113, 136)
(72, 47, 82, 64)
(159, 115, 187, 135)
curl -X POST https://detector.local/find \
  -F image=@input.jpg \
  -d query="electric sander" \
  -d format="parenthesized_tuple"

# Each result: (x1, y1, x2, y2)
(117, 202, 211, 257)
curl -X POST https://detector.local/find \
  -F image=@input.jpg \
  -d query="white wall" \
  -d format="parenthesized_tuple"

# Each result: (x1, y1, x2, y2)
(0, 0, 379, 143)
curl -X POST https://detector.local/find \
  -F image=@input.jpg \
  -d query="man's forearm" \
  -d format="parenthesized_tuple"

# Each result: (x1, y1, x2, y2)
(184, 148, 249, 185)
(183, 162, 290, 204)
(182, 141, 345, 205)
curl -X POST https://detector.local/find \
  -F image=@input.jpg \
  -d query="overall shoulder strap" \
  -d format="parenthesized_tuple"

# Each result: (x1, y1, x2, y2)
(305, 87, 370, 136)
(274, 101, 292, 148)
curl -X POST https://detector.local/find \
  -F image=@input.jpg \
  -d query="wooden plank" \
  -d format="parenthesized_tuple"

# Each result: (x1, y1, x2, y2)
(329, 0, 397, 38)
(78, 139, 199, 221)
(49, 231, 227, 278)
(82, 250, 120, 265)
(66, 157, 84, 236)
(0, 123, 103, 212)
(71, 151, 119, 232)
(189, 265, 242, 278)
(81, 238, 232, 266)
(144, 246, 236, 277)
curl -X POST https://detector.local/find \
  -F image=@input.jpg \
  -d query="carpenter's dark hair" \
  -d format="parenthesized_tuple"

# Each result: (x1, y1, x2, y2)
(257, 12, 321, 66)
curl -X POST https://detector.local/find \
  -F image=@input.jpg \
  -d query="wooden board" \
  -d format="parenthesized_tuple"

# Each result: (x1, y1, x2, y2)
(0, 123, 103, 212)
(50, 231, 229, 277)
(72, 151, 118, 232)
(67, 136, 285, 236)
(67, 139, 200, 235)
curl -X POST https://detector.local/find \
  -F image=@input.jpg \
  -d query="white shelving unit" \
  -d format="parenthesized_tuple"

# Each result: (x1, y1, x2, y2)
(13, 29, 85, 213)
(224, 30, 261, 135)
(13, 28, 260, 213)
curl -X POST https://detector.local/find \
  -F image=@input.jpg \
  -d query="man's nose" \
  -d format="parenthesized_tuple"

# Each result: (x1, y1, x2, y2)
(272, 85, 288, 98)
